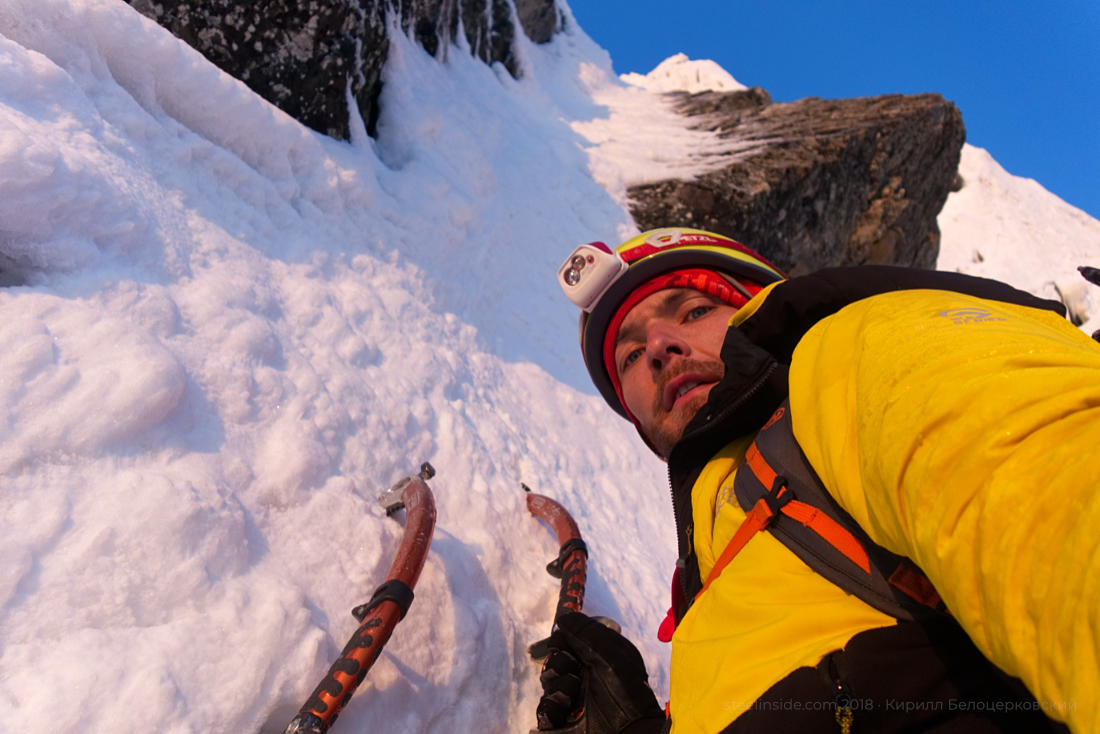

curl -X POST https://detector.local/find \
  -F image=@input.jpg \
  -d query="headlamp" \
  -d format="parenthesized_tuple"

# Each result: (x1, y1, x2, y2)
(556, 241, 629, 312)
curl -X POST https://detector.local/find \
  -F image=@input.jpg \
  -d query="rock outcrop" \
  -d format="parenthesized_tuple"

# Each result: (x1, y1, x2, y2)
(126, 0, 562, 139)
(628, 89, 965, 274)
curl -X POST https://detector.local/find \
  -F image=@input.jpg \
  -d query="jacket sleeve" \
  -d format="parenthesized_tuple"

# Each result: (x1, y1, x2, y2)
(787, 288, 1100, 733)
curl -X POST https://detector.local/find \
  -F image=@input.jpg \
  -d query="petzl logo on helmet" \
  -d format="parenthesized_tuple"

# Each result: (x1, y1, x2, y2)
(645, 228, 685, 247)
(642, 228, 724, 252)
(625, 228, 735, 264)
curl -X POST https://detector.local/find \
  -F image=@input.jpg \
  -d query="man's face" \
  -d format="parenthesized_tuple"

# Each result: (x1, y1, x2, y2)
(612, 288, 736, 458)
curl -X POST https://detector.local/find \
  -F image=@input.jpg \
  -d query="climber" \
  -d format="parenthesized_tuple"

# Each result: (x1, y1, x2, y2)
(536, 227, 1099, 733)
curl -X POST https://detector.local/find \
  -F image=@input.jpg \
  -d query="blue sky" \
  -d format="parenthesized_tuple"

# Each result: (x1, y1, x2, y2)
(569, 1, 1099, 222)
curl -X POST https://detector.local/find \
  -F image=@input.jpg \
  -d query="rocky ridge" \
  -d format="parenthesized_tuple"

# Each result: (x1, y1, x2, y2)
(628, 88, 965, 274)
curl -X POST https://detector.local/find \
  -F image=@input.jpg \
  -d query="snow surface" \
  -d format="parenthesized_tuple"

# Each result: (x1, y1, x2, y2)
(620, 52, 747, 95)
(939, 143, 1100, 334)
(0, 1, 1097, 732)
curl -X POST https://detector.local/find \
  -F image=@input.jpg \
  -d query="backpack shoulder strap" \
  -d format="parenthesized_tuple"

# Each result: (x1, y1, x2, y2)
(706, 401, 947, 621)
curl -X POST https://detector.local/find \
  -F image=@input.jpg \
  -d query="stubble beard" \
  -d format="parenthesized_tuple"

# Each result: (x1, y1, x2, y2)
(646, 358, 725, 459)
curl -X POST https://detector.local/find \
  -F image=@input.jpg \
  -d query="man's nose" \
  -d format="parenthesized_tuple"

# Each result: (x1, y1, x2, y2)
(646, 322, 689, 371)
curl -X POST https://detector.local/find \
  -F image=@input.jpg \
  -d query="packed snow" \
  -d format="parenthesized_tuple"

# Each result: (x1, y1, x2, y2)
(0, 1, 1097, 732)
(620, 52, 748, 95)
(939, 144, 1100, 334)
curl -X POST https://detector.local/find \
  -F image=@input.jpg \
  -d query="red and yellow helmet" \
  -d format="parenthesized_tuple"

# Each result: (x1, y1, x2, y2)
(558, 227, 785, 418)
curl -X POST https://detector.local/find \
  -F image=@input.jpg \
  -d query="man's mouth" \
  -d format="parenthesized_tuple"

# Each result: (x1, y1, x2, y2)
(663, 374, 716, 411)
(676, 381, 702, 400)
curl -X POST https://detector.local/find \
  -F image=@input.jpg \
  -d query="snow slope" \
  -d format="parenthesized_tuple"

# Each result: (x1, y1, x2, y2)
(940, 143, 1100, 334)
(0, 1, 1096, 732)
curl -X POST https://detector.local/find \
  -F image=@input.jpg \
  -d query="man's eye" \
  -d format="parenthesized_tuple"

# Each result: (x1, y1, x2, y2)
(686, 305, 713, 320)
(620, 347, 643, 371)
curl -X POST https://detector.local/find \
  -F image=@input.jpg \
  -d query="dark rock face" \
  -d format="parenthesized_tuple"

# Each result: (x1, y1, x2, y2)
(128, 0, 387, 139)
(628, 90, 966, 274)
(126, 0, 561, 140)
(458, 0, 518, 75)
(515, 0, 559, 43)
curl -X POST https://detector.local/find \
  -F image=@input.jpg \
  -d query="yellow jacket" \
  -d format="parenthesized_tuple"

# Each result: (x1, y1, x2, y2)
(664, 276, 1100, 733)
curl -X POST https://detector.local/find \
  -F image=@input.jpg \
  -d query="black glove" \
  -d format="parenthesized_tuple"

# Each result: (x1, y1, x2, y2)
(535, 612, 666, 734)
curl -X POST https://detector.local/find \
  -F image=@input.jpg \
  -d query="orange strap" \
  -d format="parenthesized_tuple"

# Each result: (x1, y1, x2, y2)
(889, 561, 942, 608)
(744, 442, 780, 488)
(698, 446, 873, 602)
(744, 444, 870, 573)
(697, 494, 780, 597)
(780, 501, 871, 574)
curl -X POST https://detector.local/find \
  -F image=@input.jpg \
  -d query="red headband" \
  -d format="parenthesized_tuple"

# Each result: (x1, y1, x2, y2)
(601, 268, 760, 421)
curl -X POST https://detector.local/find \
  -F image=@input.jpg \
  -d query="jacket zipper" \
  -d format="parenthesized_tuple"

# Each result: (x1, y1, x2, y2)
(823, 652, 855, 734)
(668, 360, 780, 610)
